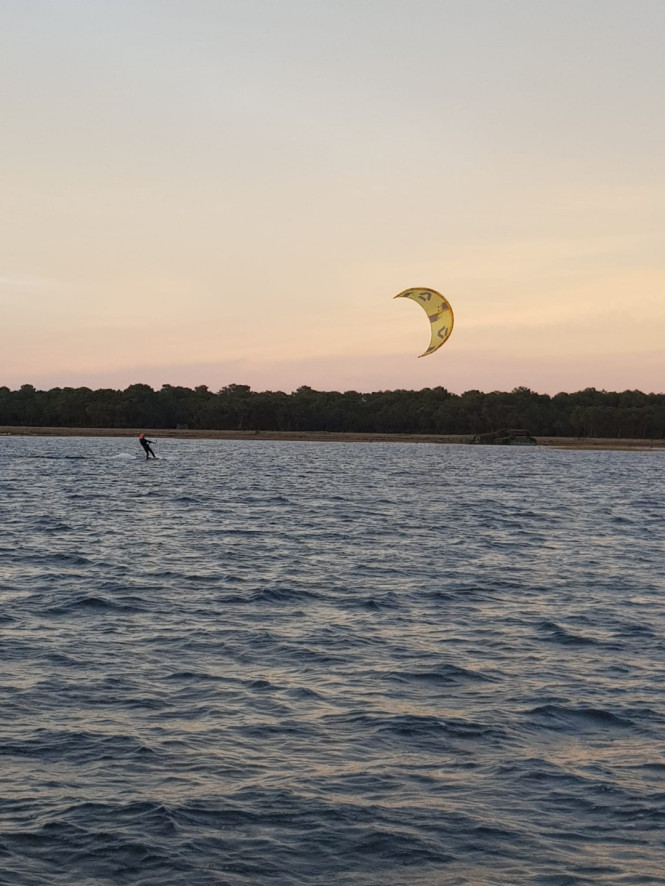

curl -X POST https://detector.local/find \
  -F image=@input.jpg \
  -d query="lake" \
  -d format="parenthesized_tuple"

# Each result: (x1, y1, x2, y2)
(1, 435, 664, 885)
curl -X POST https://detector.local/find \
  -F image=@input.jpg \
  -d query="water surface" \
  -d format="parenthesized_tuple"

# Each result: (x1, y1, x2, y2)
(1, 436, 664, 885)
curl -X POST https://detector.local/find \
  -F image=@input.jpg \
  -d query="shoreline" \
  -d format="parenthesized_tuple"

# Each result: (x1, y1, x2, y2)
(1, 426, 663, 451)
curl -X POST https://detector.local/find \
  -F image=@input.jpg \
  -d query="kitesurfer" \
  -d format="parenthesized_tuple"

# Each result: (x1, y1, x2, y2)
(138, 433, 156, 459)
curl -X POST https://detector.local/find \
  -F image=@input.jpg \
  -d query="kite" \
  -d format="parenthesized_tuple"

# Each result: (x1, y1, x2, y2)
(394, 287, 454, 357)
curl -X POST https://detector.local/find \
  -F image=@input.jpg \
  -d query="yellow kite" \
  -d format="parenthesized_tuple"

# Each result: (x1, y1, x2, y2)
(394, 288, 454, 357)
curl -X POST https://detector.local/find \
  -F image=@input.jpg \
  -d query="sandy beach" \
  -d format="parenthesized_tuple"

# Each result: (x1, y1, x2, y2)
(1, 426, 663, 450)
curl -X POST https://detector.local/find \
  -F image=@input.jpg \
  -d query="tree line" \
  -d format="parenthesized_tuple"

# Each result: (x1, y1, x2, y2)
(1, 383, 664, 438)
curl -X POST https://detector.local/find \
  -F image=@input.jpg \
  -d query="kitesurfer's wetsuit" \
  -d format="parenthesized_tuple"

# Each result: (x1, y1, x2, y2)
(139, 436, 156, 459)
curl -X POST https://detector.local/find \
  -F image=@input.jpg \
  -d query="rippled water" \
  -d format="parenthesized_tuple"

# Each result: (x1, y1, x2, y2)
(1, 435, 664, 885)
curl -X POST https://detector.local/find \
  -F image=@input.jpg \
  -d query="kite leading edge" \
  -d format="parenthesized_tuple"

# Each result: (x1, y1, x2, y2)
(394, 288, 454, 357)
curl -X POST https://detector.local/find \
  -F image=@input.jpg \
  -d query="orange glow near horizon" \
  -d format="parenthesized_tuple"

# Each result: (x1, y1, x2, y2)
(1, 2, 663, 395)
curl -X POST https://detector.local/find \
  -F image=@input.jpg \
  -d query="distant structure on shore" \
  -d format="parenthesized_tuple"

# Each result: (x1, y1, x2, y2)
(469, 429, 538, 446)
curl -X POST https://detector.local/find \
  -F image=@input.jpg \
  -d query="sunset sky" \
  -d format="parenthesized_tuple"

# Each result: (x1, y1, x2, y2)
(1, 0, 663, 395)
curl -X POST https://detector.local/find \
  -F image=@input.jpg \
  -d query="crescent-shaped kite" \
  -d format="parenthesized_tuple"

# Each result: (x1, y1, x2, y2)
(394, 287, 454, 357)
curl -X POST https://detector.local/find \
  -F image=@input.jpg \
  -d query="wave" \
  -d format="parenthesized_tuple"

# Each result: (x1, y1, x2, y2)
(536, 620, 603, 646)
(527, 703, 635, 732)
(384, 663, 498, 686)
(44, 593, 148, 615)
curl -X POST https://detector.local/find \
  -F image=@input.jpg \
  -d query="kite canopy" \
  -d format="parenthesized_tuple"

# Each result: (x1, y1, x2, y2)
(394, 288, 454, 357)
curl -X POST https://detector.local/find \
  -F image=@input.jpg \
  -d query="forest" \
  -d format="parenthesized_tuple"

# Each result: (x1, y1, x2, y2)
(1, 383, 664, 439)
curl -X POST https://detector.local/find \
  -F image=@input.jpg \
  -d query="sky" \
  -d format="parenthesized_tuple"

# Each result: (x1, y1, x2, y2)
(1, 0, 663, 395)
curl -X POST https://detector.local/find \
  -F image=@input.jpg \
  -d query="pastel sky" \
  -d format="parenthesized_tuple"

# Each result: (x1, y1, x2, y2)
(1, 0, 663, 394)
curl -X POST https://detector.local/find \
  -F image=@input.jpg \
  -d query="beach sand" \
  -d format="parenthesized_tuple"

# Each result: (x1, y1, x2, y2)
(1, 427, 663, 450)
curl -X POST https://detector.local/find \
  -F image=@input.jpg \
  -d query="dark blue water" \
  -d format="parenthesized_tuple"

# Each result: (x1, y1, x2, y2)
(1, 435, 664, 885)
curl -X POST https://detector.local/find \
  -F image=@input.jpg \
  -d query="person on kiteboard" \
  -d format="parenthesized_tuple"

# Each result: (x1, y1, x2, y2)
(138, 433, 156, 459)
